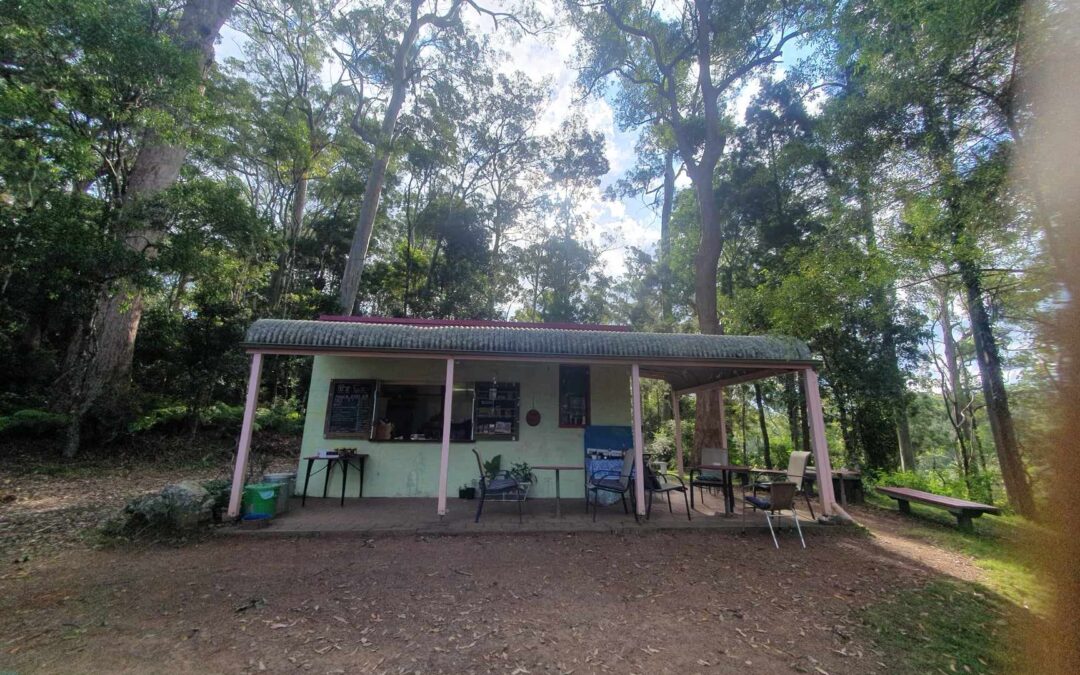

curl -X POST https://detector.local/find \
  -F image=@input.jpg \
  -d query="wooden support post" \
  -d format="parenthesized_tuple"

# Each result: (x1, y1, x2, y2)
(227, 353, 263, 518)
(672, 391, 684, 477)
(718, 388, 728, 452)
(804, 367, 837, 516)
(437, 358, 455, 517)
(631, 364, 646, 516)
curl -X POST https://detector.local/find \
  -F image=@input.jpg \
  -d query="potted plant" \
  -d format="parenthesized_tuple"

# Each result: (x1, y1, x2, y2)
(509, 462, 535, 494)
(482, 454, 502, 480)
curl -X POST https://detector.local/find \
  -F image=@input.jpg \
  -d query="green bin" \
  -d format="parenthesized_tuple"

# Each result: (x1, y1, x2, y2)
(243, 483, 281, 518)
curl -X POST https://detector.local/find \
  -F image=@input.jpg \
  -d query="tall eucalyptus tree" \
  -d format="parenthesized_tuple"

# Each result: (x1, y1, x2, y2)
(569, 0, 831, 450)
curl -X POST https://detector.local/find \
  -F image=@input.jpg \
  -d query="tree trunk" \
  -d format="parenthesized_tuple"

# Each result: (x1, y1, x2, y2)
(50, 0, 237, 457)
(753, 381, 772, 469)
(785, 374, 801, 452)
(739, 385, 749, 465)
(269, 174, 308, 311)
(961, 260, 1036, 518)
(895, 408, 915, 471)
(336, 1, 459, 314)
(835, 387, 856, 465)
(690, 172, 727, 451)
(799, 370, 811, 454)
(659, 147, 675, 322)
(336, 136, 398, 313)
(692, 174, 722, 336)
(940, 285, 974, 480)
(693, 389, 726, 456)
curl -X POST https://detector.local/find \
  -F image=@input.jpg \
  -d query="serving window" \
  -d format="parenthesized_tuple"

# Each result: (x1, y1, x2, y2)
(371, 383, 475, 441)
(324, 377, 522, 442)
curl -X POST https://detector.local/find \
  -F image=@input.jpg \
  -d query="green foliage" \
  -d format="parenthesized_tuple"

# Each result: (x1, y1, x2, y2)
(129, 401, 302, 436)
(255, 401, 305, 435)
(482, 454, 502, 480)
(869, 469, 997, 508)
(128, 405, 189, 434)
(508, 462, 534, 483)
(0, 409, 69, 437)
(0, 0, 1051, 527)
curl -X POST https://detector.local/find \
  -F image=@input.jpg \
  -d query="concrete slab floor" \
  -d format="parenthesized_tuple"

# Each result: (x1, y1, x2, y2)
(225, 488, 821, 539)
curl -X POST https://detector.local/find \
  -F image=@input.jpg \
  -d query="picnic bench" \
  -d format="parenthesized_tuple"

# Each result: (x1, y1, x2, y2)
(876, 486, 1000, 531)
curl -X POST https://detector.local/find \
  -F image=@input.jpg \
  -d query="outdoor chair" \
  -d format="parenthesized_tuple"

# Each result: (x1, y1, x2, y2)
(587, 451, 638, 522)
(472, 448, 526, 523)
(745, 450, 815, 520)
(690, 447, 729, 506)
(743, 481, 806, 549)
(644, 464, 691, 521)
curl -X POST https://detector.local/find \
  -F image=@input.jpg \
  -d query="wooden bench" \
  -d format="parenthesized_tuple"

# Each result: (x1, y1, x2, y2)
(876, 486, 1000, 531)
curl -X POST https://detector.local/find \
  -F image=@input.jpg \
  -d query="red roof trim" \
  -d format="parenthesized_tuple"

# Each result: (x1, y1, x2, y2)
(317, 315, 633, 332)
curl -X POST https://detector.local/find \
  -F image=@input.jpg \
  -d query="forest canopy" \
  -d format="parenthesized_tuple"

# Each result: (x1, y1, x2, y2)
(0, 0, 1064, 518)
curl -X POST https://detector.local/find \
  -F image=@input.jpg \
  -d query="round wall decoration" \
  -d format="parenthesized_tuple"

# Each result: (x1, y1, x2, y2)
(525, 409, 542, 427)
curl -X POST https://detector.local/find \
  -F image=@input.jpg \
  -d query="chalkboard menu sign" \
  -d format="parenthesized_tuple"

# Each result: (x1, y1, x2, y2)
(325, 379, 376, 437)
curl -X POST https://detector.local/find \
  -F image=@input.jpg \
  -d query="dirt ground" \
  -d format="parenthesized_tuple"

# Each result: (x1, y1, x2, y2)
(3, 527, 947, 675)
(0, 463, 998, 674)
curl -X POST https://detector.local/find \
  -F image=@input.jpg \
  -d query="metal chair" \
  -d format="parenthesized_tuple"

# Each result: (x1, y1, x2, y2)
(587, 451, 637, 522)
(743, 481, 805, 549)
(644, 464, 691, 521)
(472, 448, 525, 523)
(747, 450, 816, 519)
(689, 447, 729, 503)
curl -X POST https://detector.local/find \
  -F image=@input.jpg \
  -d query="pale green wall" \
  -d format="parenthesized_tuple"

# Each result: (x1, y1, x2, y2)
(296, 356, 632, 499)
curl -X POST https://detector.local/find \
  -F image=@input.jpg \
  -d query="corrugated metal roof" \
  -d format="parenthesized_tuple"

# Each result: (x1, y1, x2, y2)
(243, 319, 813, 365)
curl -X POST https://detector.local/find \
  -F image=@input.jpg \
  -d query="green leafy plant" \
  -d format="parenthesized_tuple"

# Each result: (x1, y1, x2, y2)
(0, 409, 69, 437)
(482, 453, 502, 479)
(509, 461, 534, 483)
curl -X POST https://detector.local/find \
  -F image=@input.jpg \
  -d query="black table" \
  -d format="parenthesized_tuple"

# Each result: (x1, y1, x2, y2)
(805, 469, 864, 505)
(300, 454, 368, 506)
(686, 464, 751, 515)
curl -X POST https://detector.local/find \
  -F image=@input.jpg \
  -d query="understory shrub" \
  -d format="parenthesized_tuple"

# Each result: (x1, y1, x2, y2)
(0, 409, 69, 437)
(867, 469, 1000, 507)
(128, 405, 189, 433)
(255, 400, 304, 434)
(128, 399, 303, 435)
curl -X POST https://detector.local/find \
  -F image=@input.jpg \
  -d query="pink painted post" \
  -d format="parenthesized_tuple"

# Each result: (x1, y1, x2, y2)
(436, 358, 455, 517)
(227, 353, 263, 518)
(804, 367, 838, 516)
(672, 391, 684, 477)
(631, 364, 646, 516)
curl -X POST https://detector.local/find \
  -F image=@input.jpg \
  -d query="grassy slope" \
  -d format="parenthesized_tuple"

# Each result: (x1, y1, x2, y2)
(857, 494, 1045, 674)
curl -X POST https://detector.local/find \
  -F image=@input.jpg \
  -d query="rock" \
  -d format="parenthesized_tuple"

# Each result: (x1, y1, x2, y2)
(127, 480, 216, 530)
